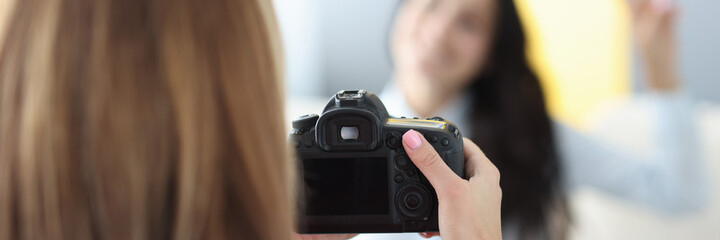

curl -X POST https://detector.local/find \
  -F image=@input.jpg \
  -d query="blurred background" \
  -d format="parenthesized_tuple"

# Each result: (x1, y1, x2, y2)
(275, 0, 720, 122)
(275, 0, 719, 239)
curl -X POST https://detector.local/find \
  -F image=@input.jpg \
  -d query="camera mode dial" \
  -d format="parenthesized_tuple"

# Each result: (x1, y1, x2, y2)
(395, 184, 432, 219)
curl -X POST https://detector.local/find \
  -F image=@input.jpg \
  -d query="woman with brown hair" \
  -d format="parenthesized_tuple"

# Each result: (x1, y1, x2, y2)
(0, 0, 292, 238)
(0, 0, 502, 239)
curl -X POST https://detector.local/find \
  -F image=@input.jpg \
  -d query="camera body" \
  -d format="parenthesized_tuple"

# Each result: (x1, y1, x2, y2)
(290, 90, 464, 233)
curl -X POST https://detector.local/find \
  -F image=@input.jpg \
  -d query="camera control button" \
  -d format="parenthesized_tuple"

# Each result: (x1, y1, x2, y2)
(404, 169, 420, 181)
(405, 193, 422, 210)
(396, 184, 432, 219)
(303, 139, 314, 148)
(292, 114, 319, 131)
(441, 138, 450, 146)
(387, 135, 400, 148)
(395, 154, 409, 168)
(427, 135, 438, 143)
(394, 175, 404, 183)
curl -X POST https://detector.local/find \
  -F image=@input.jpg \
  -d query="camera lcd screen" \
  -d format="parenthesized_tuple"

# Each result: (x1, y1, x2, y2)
(303, 158, 388, 216)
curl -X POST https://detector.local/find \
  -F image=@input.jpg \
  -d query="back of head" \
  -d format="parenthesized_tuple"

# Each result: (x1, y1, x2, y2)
(0, 0, 291, 239)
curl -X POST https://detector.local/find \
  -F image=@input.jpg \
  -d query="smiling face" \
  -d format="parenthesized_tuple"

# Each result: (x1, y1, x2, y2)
(392, 0, 498, 97)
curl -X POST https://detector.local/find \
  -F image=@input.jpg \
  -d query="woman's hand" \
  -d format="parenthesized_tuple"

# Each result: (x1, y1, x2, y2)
(402, 130, 502, 240)
(629, 0, 680, 91)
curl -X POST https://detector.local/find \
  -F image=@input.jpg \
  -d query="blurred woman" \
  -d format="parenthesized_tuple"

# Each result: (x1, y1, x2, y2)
(0, 0, 503, 239)
(373, 0, 706, 239)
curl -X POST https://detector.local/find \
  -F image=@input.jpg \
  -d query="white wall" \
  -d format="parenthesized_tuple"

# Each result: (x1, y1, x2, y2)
(274, 0, 325, 96)
(676, 0, 720, 101)
(275, 0, 397, 98)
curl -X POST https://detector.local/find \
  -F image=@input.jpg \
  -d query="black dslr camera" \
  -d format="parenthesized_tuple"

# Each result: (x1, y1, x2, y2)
(290, 90, 464, 233)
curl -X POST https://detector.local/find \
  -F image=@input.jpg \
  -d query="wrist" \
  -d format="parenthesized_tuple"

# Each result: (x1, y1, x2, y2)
(646, 68, 680, 92)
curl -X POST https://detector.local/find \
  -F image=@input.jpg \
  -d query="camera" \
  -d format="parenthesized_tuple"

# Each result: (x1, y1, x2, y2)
(290, 90, 464, 233)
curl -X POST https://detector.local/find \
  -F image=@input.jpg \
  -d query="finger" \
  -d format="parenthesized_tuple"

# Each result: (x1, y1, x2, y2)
(418, 232, 440, 238)
(662, 5, 679, 27)
(630, 0, 652, 18)
(627, 0, 642, 12)
(628, 0, 649, 16)
(402, 130, 462, 193)
(652, 0, 673, 13)
(462, 138, 486, 177)
(462, 138, 500, 183)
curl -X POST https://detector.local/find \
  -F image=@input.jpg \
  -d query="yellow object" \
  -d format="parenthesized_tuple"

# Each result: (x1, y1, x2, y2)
(515, 0, 632, 130)
(386, 118, 447, 129)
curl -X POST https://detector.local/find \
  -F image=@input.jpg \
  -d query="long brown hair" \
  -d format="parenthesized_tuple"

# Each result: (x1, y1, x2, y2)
(468, 0, 569, 239)
(0, 0, 292, 239)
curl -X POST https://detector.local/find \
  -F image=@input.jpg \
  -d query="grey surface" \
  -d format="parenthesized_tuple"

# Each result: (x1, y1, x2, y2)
(275, 0, 325, 96)
(276, 0, 397, 97)
(676, 0, 720, 102)
(317, 0, 398, 96)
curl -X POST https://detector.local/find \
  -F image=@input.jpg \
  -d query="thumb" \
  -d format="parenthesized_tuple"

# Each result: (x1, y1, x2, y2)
(402, 130, 462, 194)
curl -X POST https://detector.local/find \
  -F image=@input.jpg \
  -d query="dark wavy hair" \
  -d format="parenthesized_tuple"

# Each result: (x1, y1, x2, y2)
(468, 0, 569, 238)
(388, 0, 568, 237)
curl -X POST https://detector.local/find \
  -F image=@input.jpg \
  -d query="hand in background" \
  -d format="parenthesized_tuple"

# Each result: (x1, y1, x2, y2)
(402, 130, 502, 240)
(629, 0, 680, 91)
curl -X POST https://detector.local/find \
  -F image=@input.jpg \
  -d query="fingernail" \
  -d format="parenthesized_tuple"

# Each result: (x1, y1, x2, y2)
(403, 130, 422, 150)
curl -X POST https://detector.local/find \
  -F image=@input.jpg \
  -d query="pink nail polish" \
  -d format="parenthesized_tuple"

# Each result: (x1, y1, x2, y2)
(403, 130, 422, 150)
